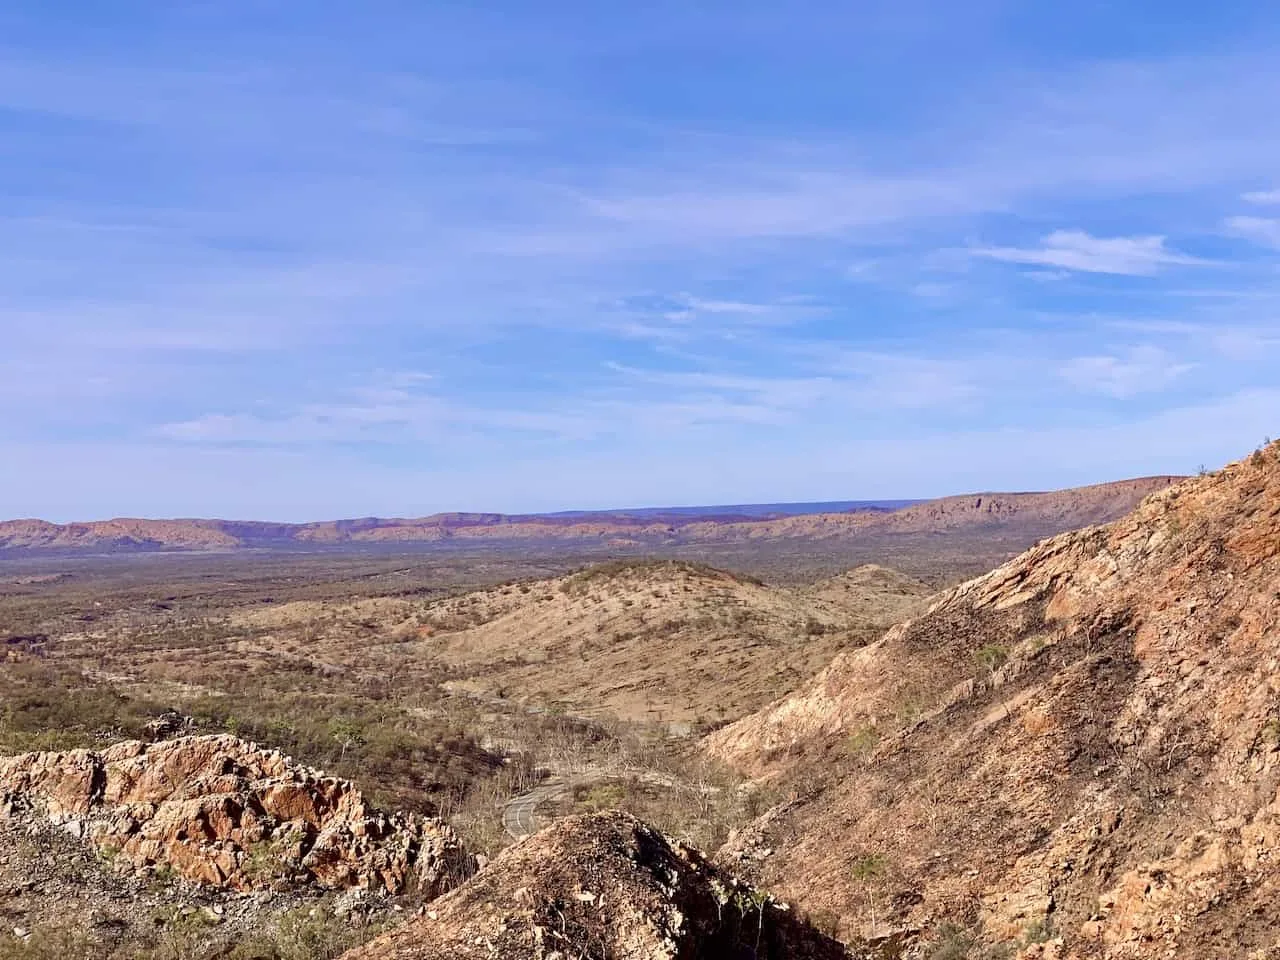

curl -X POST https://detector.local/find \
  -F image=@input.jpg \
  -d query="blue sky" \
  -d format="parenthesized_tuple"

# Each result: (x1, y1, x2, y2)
(4, 2, 1280, 521)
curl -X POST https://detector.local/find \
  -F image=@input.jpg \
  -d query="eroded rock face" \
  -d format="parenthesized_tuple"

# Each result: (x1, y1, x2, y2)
(706, 443, 1280, 958)
(341, 812, 851, 960)
(0, 735, 472, 896)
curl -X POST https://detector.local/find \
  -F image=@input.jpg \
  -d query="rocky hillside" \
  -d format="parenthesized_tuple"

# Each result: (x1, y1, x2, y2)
(0, 735, 471, 895)
(341, 812, 851, 960)
(369, 559, 931, 724)
(704, 443, 1280, 957)
(0, 477, 1178, 553)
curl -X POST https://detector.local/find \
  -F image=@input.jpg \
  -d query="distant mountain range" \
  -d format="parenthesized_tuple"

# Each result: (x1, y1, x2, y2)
(0, 480, 1181, 554)
(537, 498, 922, 521)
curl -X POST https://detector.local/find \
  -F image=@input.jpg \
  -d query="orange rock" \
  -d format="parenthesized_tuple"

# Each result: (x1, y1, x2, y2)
(0, 735, 472, 896)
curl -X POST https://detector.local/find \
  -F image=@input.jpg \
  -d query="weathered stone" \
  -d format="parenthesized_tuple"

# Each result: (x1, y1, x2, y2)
(0, 735, 472, 896)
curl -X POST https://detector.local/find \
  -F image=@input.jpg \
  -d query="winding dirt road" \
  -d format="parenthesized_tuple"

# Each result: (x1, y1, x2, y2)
(501, 768, 707, 840)
(501, 779, 569, 838)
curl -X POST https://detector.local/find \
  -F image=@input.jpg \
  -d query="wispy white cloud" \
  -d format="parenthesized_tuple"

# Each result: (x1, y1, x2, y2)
(909, 281, 955, 299)
(680, 296, 777, 316)
(814, 350, 981, 410)
(156, 343, 988, 454)
(156, 396, 599, 447)
(604, 364, 833, 413)
(1224, 215, 1280, 247)
(972, 231, 1209, 276)
(1104, 316, 1280, 362)
(580, 169, 978, 243)
(596, 292, 819, 345)
(1059, 345, 1194, 398)
(609, 347, 980, 417)
(1243, 188, 1280, 204)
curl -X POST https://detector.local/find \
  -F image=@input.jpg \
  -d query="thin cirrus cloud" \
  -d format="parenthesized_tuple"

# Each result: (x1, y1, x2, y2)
(971, 231, 1210, 276)
(606, 348, 981, 418)
(156, 401, 603, 447)
(1059, 346, 1196, 399)
(1224, 215, 1280, 248)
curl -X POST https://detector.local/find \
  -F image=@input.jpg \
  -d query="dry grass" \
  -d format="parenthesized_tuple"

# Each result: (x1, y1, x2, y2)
(0, 903, 384, 960)
(397, 560, 930, 725)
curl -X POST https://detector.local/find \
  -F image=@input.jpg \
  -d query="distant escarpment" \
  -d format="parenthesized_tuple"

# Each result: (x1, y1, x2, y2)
(0, 477, 1180, 554)
(0, 735, 471, 896)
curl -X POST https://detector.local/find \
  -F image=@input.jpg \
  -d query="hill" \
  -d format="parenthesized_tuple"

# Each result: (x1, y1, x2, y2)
(0, 478, 1180, 554)
(703, 442, 1280, 957)
(411, 559, 932, 725)
(228, 559, 932, 727)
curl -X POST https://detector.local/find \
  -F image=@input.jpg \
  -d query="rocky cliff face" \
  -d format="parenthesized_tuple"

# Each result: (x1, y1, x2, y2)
(705, 443, 1280, 958)
(0, 735, 471, 897)
(341, 812, 851, 960)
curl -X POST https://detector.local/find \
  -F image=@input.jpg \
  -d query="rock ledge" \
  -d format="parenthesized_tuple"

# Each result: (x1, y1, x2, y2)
(0, 734, 471, 896)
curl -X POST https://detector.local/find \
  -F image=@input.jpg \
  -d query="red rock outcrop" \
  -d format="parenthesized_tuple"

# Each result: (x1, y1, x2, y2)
(0, 735, 471, 896)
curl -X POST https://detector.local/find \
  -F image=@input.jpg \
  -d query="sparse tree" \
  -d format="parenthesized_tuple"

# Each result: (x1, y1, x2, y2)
(329, 718, 364, 759)
(850, 853, 886, 937)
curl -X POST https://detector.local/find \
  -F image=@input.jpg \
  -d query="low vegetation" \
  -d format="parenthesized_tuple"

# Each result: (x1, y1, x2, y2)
(0, 903, 381, 960)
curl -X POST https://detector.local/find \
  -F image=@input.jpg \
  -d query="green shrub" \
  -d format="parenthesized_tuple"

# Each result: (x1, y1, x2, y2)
(973, 644, 1009, 674)
(845, 726, 880, 757)
(227, 907, 377, 960)
(926, 924, 1015, 960)
(928, 924, 975, 960)
(0, 926, 110, 960)
(1022, 917, 1054, 944)
(850, 853, 886, 881)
